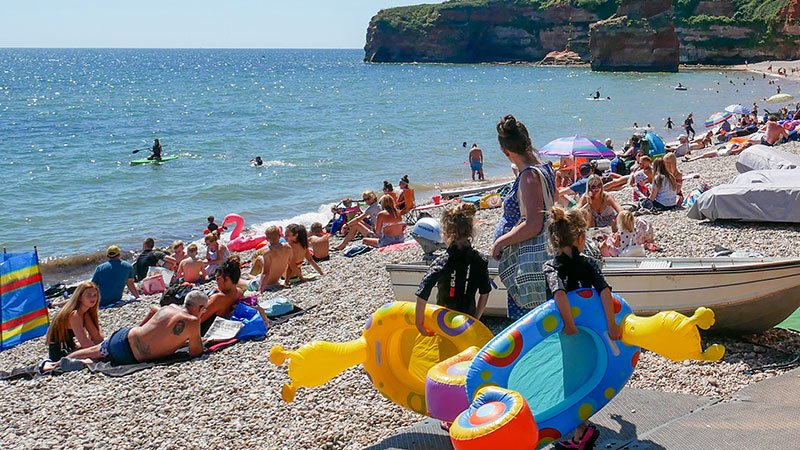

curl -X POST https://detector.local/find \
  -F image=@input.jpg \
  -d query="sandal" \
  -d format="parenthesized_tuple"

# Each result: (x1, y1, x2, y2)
(554, 425, 599, 450)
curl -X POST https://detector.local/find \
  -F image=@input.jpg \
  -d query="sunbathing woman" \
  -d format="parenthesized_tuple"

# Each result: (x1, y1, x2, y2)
(662, 153, 684, 205)
(203, 232, 230, 274)
(45, 282, 104, 361)
(689, 131, 713, 150)
(396, 175, 415, 215)
(285, 223, 325, 280)
(578, 175, 622, 232)
(649, 158, 679, 210)
(364, 195, 406, 248)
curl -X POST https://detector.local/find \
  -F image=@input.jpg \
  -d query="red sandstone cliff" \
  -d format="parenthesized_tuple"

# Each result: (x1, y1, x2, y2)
(589, 0, 680, 72)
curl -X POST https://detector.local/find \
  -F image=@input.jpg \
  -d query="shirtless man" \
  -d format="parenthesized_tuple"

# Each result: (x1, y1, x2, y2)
(200, 256, 243, 335)
(308, 222, 330, 262)
(257, 226, 294, 292)
(67, 290, 207, 364)
(760, 116, 789, 146)
(468, 143, 484, 181)
(174, 243, 206, 285)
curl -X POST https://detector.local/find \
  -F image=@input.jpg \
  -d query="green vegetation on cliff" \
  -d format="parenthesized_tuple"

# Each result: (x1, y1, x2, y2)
(375, 0, 791, 34)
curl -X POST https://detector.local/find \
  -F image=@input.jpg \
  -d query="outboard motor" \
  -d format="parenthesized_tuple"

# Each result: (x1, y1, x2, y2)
(411, 217, 445, 261)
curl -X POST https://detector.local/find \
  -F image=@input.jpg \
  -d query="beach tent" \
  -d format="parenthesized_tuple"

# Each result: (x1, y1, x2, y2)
(0, 251, 49, 352)
(736, 145, 800, 173)
(643, 132, 665, 156)
(688, 170, 800, 223)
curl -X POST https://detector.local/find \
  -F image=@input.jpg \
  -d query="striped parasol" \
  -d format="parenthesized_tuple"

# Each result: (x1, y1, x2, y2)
(766, 93, 794, 104)
(724, 104, 751, 115)
(539, 136, 615, 158)
(704, 111, 732, 128)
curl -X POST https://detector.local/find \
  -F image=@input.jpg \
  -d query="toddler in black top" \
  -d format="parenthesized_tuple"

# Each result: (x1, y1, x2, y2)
(415, 203, 491, 336)
(543, 205, 621, 450)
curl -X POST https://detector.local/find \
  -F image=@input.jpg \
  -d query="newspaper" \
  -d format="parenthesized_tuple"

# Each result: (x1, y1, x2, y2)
(202, 316, 243, 341)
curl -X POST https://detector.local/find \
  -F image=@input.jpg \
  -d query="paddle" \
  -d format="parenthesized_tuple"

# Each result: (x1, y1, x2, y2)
(131, 145, 166, 154)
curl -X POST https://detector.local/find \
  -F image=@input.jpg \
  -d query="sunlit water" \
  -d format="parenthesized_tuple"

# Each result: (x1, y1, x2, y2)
(0, 48, 784, 272)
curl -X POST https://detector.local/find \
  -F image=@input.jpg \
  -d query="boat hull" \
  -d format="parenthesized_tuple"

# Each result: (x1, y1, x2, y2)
(386, 257, 800, 335)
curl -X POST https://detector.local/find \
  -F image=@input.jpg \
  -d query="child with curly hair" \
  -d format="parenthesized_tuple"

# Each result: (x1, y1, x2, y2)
(415, 203, 492, 336)
(543, 206, 621, 450)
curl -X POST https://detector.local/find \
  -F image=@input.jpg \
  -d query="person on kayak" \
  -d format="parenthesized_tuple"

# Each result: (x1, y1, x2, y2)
(148, 139, 162, 160)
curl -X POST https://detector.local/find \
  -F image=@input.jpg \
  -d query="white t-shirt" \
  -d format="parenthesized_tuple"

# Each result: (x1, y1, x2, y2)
(364, 202, 381, 224)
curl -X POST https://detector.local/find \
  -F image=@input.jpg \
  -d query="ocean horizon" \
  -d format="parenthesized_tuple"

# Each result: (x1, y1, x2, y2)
(0, 48, 788, 282)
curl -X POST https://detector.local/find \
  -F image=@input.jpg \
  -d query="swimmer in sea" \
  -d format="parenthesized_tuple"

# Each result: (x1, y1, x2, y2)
(666, 117, 674, 129)
(251, 156, 263, 166)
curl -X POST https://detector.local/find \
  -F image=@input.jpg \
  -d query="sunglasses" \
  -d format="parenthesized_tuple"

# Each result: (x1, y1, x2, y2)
(589, 184, 602, 191)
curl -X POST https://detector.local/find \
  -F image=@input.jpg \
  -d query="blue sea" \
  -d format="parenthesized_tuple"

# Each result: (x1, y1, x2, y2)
(0, 48, 784, 278)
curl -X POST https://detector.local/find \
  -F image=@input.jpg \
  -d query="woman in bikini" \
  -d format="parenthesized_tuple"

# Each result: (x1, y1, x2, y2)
(364, 195, 406, 248)
(285, 223, 325, 280)
(45, 282, 104, 361)
(578, 175, 623, 232)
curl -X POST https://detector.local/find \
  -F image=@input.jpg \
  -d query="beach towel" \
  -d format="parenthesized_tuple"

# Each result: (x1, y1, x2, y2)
(344, 245, 371, 257)
(377, 241, 418, 253)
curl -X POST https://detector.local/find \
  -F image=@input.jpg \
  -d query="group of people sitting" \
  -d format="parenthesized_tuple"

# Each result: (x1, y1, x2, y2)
(329, 176, 416, 251)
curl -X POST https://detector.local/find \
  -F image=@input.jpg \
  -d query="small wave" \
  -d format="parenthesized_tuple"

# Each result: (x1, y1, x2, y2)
(40, 249, 134, 285)
(248, 203, 335, 236)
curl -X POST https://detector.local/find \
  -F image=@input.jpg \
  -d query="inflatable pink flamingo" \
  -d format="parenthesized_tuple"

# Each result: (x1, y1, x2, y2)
(222, 213, 266, 252)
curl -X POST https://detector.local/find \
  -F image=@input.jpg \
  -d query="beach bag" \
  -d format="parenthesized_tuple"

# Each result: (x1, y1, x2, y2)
(160, 283, 194, 306)
(230, 303, 267, 340)
(140, 274, 166, 295)
(498, 166, 553, 313)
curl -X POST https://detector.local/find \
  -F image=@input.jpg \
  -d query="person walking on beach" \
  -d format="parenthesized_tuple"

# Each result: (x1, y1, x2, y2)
(68, 291, 208, 365)
(683, 113, 695, 140)
(542, 206, 620, 450)
(666, 117, 674, 129)
(468, 143, 484, 181)
(491, 114, 556, 319)
(147, 139, 162, 160)
(91, 245, 139, 307)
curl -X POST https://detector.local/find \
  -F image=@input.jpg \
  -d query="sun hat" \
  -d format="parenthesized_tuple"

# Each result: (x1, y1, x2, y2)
(107, 245, 120, 258)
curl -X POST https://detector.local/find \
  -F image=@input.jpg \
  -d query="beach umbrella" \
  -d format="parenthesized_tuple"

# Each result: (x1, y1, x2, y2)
(724, 104, 751, 115)
(766, 93, 794, 104)
(643, 131, 665, 155)
(539, 136, 615, 158)
(704, 111, 732, 128)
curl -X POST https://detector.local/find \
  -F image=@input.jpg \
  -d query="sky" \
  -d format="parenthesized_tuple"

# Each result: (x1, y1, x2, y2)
(0, 0, 436, 49)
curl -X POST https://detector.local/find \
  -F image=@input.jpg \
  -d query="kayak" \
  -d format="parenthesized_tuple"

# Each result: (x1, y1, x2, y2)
(130, 155, 179, 165)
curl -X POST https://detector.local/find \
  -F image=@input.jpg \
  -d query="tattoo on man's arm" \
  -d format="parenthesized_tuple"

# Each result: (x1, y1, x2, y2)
(172, 320, 186, 335)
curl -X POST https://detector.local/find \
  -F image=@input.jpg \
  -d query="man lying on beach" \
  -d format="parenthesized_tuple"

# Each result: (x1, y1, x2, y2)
(335, 191, 380, 250)
(173, 243, 206, 285)
(201, 256, 243, 336)
(66, 290, 208, 365)
(308, 222, 330, 262)
(686, 116, 788, 162)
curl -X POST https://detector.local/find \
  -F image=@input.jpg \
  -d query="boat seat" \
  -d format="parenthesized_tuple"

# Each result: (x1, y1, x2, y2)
(638, 260, 672, 269)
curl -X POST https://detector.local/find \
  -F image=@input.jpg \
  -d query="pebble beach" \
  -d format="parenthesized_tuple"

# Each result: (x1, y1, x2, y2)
(3, 138, 800, 449)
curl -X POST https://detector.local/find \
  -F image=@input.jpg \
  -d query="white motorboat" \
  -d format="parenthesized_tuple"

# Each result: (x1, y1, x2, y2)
(386, 257, 800, 334)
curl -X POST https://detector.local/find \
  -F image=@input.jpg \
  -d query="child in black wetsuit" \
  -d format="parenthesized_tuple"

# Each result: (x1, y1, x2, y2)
(414, 203, 491, 336)
(543, 206, 621, 450)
